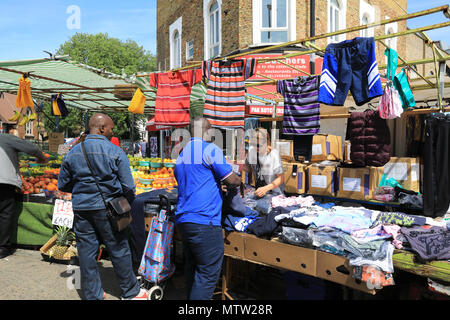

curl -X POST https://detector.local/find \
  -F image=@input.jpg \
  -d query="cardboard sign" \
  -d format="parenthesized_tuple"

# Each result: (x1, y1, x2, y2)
(52, 199, 74, 228)
(49, 132, 65, 153)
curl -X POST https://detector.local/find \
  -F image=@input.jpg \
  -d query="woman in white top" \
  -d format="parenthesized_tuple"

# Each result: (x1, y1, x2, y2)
(244, 128, 284, 197)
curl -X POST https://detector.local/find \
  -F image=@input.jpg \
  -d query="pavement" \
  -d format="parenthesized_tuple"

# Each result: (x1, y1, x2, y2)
(0, 247, 186, 300)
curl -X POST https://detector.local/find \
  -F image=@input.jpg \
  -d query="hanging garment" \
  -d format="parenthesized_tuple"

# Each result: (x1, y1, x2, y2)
(51, 94, 69, 117)
(423, 113, 450, 217)
(346, 110, 391, 167)
(16, 76, 34, 108)
(202, 58, 257, 129)
(128, 88, 146, 114)
(379, 48, 403, 119)
(150, 68, 202, 126)
(393, 67, 416, 109)
(277, 76, 321, 135)
(318, 37, 383, 106)
(189, 81, 207, 119)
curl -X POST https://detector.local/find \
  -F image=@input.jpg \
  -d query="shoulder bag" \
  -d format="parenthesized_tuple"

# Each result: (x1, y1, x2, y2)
(81, 141, 132, 232)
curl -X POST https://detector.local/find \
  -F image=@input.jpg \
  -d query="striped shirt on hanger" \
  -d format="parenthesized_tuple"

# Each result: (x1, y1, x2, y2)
(277, 76, 321, 135)
(202, 58, 257, 129)
(150, 69, 202, 126)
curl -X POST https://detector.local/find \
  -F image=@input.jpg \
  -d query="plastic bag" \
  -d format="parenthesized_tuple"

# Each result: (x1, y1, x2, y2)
(378, 174, 402, 189)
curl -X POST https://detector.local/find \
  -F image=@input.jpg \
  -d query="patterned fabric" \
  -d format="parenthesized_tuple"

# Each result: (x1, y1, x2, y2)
(150, 68, 202, 126)
(202, 58, 257, 129)
(277, 76, 320, 135)
(138, 209, 175, 283)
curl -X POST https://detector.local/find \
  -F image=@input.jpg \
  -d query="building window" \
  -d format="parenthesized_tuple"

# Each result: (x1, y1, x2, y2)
(186, 40, 194, 61)
(252, 0, 296, 45)
(385, 19, 398, 52)
(359, 0, 374, 37)
(25, 109, 33, 137)
(203, 0, 222, 60)
(169, 17, 182, 69)
(327, 0, 346, 43)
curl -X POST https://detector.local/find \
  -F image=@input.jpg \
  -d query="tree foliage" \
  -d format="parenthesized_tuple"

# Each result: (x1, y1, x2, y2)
(42, 33, 156, 139)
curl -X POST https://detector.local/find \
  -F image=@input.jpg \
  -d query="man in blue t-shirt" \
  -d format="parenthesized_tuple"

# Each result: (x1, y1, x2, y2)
(174, 117, 241, 300)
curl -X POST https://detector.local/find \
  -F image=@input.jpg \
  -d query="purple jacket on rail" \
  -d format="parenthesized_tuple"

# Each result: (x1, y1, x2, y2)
(347, 110, 391, 167)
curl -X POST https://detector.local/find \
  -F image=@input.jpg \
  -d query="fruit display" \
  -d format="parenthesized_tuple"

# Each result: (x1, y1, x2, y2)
(134, 167, 177, 195)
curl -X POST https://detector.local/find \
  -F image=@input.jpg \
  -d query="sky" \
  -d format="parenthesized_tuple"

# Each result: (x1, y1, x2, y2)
(0, 0, 449, 62)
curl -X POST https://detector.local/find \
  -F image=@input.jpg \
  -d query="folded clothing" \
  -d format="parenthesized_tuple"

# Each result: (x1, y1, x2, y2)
(400, 226, 450, 261)
(372, 211, 426, 227)
(271, 195, 315, 208)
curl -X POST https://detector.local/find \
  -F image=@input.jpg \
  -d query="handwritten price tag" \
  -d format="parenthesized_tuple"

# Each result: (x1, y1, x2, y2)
(52, 199, 74, 228)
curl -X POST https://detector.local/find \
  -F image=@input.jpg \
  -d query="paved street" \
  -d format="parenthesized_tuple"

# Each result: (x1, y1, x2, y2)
(0, 248, 186, 300)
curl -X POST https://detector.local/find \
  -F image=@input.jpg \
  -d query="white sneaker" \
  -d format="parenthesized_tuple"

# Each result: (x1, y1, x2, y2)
(121, 288, 148, 300)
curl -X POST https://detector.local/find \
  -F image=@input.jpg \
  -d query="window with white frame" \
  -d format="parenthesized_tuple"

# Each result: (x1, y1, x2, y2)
(252, 0, 296, 45)
(203, 0, 221, 60)
(169, 17, 182, 69)
(327, 0, 346, 43)
(186, 40, 194, 61)
(25, 109, 33, 137)
(360, 0, 375, 37)
(385, 18, 398, 52)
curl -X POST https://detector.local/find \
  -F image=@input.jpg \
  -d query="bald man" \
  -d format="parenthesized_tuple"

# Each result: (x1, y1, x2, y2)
(58, 113, 147, 300)
(174, 117, 241, 300)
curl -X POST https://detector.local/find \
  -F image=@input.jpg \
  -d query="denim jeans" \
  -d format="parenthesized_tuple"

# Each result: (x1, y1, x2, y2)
(74, 210, 140, 300)
(177, 222, 224, 300)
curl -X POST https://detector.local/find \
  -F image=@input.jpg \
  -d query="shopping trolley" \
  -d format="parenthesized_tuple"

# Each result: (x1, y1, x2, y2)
(138, 194, 176, 300)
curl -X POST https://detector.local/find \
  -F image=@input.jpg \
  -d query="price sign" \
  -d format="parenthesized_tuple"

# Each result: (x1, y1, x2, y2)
(52, 199, 74, 228)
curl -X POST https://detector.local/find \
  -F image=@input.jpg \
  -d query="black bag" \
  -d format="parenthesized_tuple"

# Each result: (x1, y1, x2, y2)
(81, 141, 132, 232)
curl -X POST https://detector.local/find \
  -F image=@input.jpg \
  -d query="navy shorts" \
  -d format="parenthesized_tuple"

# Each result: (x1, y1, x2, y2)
(318, 37, 383, 106)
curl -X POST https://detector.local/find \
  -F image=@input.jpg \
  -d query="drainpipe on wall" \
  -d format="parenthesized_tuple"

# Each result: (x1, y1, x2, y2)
(310, 0, 316, 75)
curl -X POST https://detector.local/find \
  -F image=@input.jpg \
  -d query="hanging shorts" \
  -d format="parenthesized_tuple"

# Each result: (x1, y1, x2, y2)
(318, 37, 383, 106)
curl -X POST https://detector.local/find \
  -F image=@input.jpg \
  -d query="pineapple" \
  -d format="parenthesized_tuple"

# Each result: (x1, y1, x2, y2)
(49, 226, 75, 259)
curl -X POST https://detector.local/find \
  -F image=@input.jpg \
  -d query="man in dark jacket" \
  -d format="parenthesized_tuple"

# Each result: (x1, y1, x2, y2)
(58, 113, 146, 300)
(0, 133, 48, 259)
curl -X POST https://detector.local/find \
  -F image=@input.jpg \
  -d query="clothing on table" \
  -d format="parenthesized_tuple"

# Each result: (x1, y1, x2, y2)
(222, 186, 246, 217)
(246, 208, 282, 237)
(271, 195, 315, 208)
(400, 226, 450, 261)
(74, 209, 140, 300)
(174, 137, 232, 226)
(423, 113, 450, 218)
(150, 68, 203, 126)
(311, 209, 373, 234)
(346, 109, 391, 167)
(350, 224, 392, 243)
(16, 76, 34, 108)
(372, 211, 426, 227)
(382, 225, 404, 249)
(318, 37, 383, 106)
(246, 147, 284, 195)
(202, 58, 257, 129)
(274, 205, 328, 228)
(277, 76, 321, 135)
(222, 206, 259, 232)
(280, 227, 314, 248)
(347, 241, 395, 273)
(57, 135, 136, 211)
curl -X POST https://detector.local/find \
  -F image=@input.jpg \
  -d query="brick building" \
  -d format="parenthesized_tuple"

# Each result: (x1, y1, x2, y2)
(156, 0, 410, 72)
(0, 93, 39, 140)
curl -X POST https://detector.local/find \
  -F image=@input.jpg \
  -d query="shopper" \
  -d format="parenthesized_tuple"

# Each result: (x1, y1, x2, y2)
(57, 113, 146, 300)
(174, 117, 241, 300)
(245, 127, 285, 197)
(0, 133, 48, 259)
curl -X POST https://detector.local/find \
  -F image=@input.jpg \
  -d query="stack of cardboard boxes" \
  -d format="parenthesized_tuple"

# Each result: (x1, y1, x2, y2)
(277, 136, 421, 201)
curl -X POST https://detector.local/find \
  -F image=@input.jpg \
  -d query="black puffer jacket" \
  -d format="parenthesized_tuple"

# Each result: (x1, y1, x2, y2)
(346, 110, 391, 167)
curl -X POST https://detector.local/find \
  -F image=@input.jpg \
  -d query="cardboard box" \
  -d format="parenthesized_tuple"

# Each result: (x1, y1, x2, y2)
(244, 235, 317, 277)
(282, 161, 307, 194)
(337, 166, 385, 200)
(276, 139, 294, 160)
(383, 157, 420, 192)
(307, 163, 338, 197)
(311, 134, 343, 162)
(223, 230, 246, 259)
(344, 140, 352, 163)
